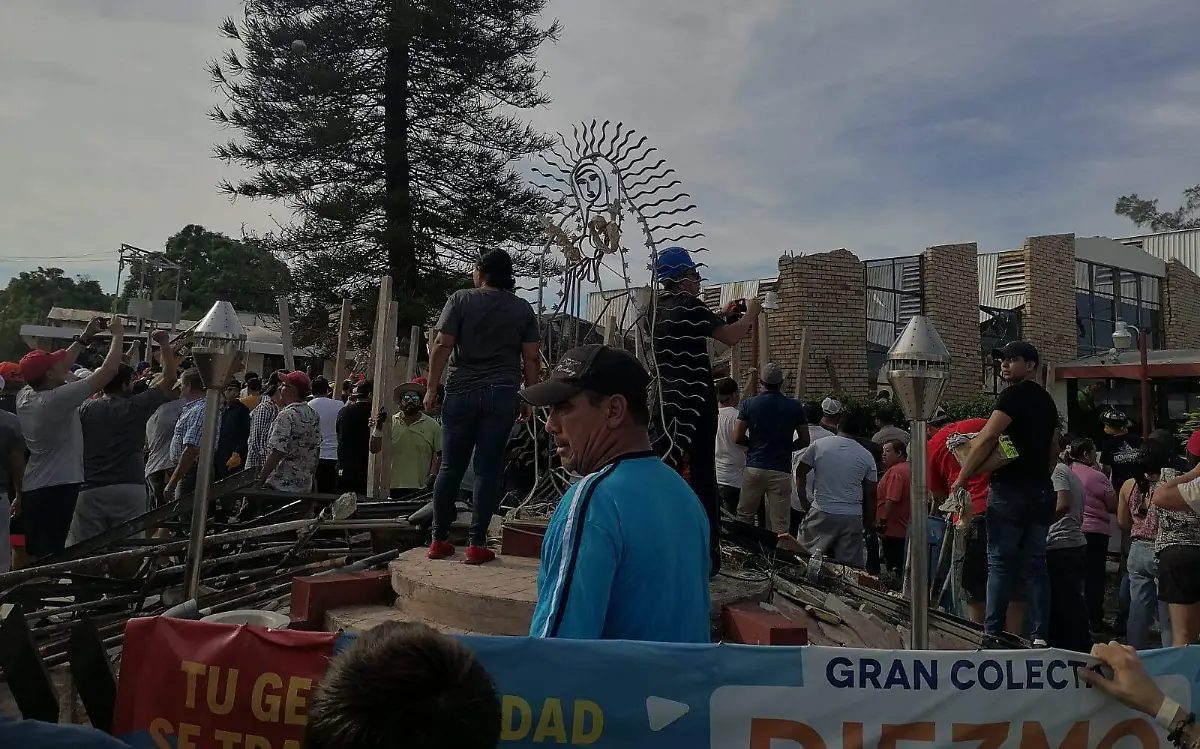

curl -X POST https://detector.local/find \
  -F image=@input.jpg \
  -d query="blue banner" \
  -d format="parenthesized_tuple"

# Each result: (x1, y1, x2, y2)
(333, 633, 1200, 748)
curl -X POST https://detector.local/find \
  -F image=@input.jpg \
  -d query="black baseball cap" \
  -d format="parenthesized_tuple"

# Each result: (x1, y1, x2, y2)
(520, 345, 650, 407)
(991, 340, 1039, 363)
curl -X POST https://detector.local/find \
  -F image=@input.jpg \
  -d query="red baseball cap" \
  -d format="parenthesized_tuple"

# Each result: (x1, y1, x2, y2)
(1187, 430, 1200, 459)
(280, 370, 312, 396)
(0, 361, 21, 383)
(18, 350, 67, 383)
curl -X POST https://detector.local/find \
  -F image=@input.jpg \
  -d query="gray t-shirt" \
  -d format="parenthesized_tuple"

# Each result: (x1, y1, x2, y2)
(145, 397, 188, 476)
(16, 379, 94, 492)
(0, 410, 25, 491)
(1047, 462, 1087, 550)
(798, 434, 877, 516)
(435, 288, 539, 393)
(80, 388, 171, 486)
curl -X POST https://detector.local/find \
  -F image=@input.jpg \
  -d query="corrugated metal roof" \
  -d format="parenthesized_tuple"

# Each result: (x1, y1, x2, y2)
(1117, 229, 1200, 276)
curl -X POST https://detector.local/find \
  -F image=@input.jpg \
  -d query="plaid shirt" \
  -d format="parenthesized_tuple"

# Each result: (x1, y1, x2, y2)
(169, 397, 207, 465)
(246, 399, 280, 471)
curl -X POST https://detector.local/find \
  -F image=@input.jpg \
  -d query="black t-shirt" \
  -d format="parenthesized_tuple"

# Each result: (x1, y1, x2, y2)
(651, 291, 724, 456)
(1099, 432, 1143, 492)
(336, 400, 373, 487)
(991, 380, 1059, 485)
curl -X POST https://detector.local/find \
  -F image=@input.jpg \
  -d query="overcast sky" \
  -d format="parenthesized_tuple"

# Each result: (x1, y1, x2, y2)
(3, 0, 1199, 293)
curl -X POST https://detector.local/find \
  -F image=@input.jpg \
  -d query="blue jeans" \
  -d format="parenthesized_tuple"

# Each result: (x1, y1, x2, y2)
(1126, 539, 1173, 649)
(431, 386, 520, 547)
(985, 480, 1053, 639)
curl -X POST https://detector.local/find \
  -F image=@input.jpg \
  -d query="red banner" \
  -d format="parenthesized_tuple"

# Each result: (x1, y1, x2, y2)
(114, 617, 338, 749)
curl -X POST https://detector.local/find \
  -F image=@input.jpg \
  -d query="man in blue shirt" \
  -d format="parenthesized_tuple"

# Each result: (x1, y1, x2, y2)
(733, 363, 807, 533)
(521, 345, 711, 643)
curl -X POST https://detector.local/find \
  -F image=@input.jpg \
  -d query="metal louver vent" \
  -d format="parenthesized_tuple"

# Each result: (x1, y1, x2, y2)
(994, 251, 1026, 297)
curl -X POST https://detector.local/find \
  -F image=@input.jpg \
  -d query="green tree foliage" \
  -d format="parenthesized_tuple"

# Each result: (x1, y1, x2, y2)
(0, 268, 111, 362)
(121, 225, 292, 317)
(1115, 185, 1200, 232)
(209, 0, 560, 348)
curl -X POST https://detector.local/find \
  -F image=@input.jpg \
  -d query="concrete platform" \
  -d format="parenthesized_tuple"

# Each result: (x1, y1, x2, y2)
(387, 548, 772, 637)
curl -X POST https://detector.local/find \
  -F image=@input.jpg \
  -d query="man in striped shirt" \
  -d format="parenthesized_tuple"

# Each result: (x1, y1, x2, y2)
(521, 345, 711, 643)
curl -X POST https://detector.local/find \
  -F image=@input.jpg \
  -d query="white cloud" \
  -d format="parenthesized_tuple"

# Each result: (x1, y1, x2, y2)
(1, 0, 1198, 295)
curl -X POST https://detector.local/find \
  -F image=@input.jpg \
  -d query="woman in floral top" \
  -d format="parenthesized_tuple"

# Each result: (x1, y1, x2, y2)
(1146, 445, 1200, 646)
(1117, 445, 1173, 649)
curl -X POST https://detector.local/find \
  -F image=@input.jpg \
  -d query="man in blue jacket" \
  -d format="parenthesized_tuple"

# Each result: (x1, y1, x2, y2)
(521, 345, 711, 643)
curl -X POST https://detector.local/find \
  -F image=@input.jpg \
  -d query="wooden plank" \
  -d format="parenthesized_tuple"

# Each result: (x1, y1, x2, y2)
(405, 324, 420, 382)
(366, 278, 393, 500)
(332, 297, 352, 399)
(277, 297, 296, 371)
(794, 327, 810, 399)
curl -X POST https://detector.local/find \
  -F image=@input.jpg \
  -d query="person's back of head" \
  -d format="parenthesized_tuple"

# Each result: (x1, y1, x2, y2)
(312, 376, 331, 398)
(304, 621, 500, 749)
(102, 363, 136, 396)
(246, 375, 263, 394)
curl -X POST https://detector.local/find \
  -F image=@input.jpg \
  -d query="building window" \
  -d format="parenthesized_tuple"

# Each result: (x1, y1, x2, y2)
(1075, 260, 1163, 357)
(865, 256, 924, 385)
(980, 306, 1022, 394)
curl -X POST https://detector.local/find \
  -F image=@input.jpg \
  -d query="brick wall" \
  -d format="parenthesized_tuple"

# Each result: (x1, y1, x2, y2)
(1022, 234, 1076, 375)
(922, 243, 982, 399)
(768, 249, 868, 398)
(1165, 259, 1200, 349)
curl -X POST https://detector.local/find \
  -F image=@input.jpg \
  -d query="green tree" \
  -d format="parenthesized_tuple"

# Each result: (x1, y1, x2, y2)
(0, 268, 111, 361)
(121, 225, 292, 317)
(1115, 185, 1200, 232)
(209, 0, 559, 346)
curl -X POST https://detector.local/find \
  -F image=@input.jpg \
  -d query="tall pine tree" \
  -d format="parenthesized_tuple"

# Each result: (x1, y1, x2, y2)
(210, 0, 560, 347)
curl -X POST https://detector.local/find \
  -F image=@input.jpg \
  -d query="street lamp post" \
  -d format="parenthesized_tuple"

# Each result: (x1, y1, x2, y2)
(1112, 321, 1151, 438)
(885, 316, 952, 650)
(183, 301, 248, 600)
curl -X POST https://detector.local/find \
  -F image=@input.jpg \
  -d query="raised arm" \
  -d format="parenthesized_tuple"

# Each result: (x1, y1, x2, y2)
(81, 317, 127, 395)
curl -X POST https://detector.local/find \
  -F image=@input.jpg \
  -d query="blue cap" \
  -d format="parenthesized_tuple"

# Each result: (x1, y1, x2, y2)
(655, 246, 697, 280)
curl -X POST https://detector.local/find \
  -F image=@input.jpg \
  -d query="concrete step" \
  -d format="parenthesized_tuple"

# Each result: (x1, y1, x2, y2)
(389, 548, 539, 636)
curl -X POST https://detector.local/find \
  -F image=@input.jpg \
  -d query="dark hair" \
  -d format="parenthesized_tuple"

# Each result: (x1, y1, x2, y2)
(1134, 441, 1175, 494)
(312, 376, 331, 397)
(246, 376, 263, 393)
(1066, 438, 1095, 464)
(882, 438, 907, 460)
(584, 388, 650, 427)
(837, 408, 871, 438)
(180, 368, 204, 393)
(804, 401, 824, 424)
(354, 379, 374, 399)
(476, 249, 515, 291)
(303, 621, 500, 749)
(715, 377, 738, 399)
(244, 371, 259, 383)
(263, 369, 288, 397)
(103, 363, 136, 395)
(1147, 428, 1178, 454)
(131, 379, 150, 396)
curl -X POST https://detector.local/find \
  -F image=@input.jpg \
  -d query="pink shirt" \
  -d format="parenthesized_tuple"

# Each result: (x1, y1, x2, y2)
(1072, 462, 1116, 535)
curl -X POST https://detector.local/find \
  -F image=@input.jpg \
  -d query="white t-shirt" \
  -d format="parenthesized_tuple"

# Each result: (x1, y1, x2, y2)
(714, 406, 747, 488)
(797, 434, 877, 516)
(307, 396, 345, 460)
(792, 425, 835, 511)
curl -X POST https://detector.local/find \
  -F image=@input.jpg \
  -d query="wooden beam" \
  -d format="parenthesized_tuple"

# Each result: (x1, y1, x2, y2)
(332, 297, 352, 399)
(405, 324, 420, 382)
(366, 278, 394, 500)
(794, 327, 810, 400)
(277, 297, 296, 371)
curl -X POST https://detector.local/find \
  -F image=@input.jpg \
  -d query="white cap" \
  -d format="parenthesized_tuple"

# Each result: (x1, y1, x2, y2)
(821, 397, 842, 415)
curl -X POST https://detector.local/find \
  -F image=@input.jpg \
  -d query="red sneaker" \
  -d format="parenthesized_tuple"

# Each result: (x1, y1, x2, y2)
(464, 545, 496, 565)
(427, 540, 455, 560)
